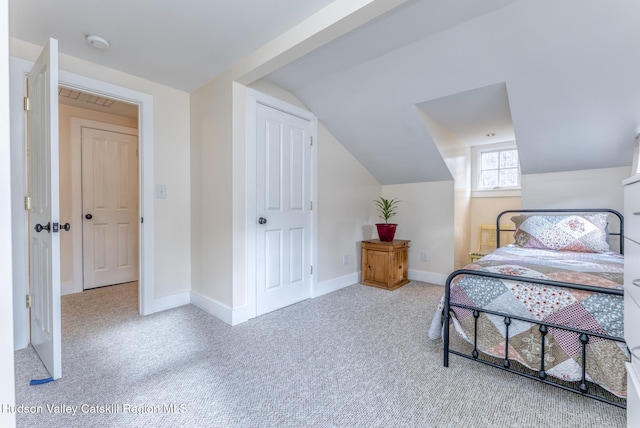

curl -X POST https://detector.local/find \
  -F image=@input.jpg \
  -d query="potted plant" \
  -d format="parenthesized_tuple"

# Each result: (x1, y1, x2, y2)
(374, 197, 400, 242)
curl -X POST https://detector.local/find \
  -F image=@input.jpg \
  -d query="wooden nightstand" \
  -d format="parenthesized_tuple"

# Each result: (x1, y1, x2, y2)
(361, 239, 410, 290)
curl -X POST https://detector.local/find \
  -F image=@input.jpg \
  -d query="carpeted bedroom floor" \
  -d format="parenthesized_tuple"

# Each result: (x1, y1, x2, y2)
(14, 281, 625, 427)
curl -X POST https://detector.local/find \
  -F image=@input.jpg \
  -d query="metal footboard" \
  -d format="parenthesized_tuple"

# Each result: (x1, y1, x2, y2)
(443, 269, 627, 408)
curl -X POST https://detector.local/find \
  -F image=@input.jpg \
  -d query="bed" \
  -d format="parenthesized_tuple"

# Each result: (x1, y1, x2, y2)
(428, 209, 628, 407)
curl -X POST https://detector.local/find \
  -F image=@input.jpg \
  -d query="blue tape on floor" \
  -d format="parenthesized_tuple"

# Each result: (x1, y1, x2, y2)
(29, 377, 53, 386)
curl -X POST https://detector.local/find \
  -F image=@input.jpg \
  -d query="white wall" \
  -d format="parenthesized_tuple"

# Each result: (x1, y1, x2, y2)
(450, 148, 471, 270)
(521, 166, 629, 212)
(190, 76, 234, 308)
(522, 166, 629, 252)
(382, 181, 455, 285)
(1, 1, 16, 425)
(316, 123, 380, 292)
(418, 109, 470, 271)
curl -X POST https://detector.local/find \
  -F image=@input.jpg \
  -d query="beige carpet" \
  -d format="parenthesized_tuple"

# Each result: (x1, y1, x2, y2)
(14, 281, 625, 427)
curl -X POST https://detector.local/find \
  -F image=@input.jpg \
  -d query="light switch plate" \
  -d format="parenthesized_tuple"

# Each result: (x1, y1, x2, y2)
(156, 184, 167, 199)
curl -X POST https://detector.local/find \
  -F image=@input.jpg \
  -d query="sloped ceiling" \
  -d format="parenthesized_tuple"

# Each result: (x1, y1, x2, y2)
(417, 83, 514, 148)
(267, 0, 640, 184)
(10, 0, 640, 185)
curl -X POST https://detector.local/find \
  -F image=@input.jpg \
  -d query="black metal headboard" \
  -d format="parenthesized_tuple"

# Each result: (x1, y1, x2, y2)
(496, 208, 624, 255)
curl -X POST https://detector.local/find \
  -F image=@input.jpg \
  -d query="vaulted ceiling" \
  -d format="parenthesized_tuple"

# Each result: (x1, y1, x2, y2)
(10, 0, 640, 184)
(266, 0, 640, 183)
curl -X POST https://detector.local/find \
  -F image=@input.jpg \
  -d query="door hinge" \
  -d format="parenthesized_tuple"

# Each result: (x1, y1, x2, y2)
(310, 201, 313, 210)
(310, 266, 313, 275)
(310, 136, 313, 146)
(24, 97, 30, 111)
(141, 217, 144, 224)
(24, 196, 31, 211)
(26, 294, 32, 309)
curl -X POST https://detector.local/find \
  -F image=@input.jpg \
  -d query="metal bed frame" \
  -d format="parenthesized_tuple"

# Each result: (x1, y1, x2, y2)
(442, 209, 627, 408)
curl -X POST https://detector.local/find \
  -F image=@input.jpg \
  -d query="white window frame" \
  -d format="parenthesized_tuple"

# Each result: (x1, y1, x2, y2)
(471, 141, 521, 198)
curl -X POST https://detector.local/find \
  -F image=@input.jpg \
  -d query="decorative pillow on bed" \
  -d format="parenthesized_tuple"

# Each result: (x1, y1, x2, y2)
(510, 213, 610, 253)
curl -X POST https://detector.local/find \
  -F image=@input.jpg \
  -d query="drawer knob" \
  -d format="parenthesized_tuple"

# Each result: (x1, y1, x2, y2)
(633, 279, 640, 287)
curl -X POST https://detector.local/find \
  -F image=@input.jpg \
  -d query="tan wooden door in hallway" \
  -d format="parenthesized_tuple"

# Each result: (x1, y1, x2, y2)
(81, 127, 139, 289)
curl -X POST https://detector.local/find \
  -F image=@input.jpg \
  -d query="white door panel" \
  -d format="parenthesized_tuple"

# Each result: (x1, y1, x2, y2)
(82, 128, 138, 289)
(256, 104, 312, 315)
(28, 38, 61, 379)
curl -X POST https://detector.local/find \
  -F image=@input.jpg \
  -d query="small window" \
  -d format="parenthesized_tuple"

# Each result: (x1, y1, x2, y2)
(471, 142, 521, 196)
(479, 148, 519, 189)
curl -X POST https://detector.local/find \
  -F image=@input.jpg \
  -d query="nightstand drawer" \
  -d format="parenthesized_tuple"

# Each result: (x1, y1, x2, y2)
(625, 181, 640, 244)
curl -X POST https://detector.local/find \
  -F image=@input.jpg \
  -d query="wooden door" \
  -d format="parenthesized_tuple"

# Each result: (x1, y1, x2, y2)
(82, 127, 138, 289)
(28, 38, 61, 379)
(255, 103, 312, 315)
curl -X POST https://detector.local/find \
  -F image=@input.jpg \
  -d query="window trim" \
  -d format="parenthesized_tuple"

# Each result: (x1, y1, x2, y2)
(471, 141, 521, 198)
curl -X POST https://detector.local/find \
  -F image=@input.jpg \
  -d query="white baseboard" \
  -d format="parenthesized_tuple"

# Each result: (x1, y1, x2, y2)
(14, 333, 28, 351)
(313, 272, 360, 298)
(189, 270, 444, 327)
(60, 281, 76, 296)
(408, 269, 446, 286)
(191, 273, 363, 326)
(231, 305, 251, 326)
(150, 291, 191, 313)
(190, 290, 233, 325)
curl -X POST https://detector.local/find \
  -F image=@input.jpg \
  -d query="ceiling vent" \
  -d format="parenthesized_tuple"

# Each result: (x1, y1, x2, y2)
(58, 88, 115, 107)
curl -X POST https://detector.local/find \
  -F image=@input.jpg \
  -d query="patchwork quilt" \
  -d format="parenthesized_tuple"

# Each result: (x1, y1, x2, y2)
(428, 245, 627, 397)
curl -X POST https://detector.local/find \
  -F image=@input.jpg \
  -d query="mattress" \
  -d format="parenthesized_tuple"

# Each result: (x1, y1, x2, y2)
(429, 244, 627, 397)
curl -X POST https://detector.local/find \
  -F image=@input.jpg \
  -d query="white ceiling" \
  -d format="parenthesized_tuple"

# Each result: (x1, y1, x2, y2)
(267, 0, 640, 183)
(10, 0, 640, 185)
(9, 0, 335, 92)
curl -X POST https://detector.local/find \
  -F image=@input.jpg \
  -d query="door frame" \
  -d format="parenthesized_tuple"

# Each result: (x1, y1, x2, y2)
(246, 88, 318, 320)
(0, 4, 16, 422)
(10, 57, 155, 350)
(71, 119, 139, 293)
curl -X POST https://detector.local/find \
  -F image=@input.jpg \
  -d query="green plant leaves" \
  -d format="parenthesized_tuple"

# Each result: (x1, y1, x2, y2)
(374, 197, 400, 223)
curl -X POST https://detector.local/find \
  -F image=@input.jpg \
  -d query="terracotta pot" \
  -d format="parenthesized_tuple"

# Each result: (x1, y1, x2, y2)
(376, 223, 397, 242)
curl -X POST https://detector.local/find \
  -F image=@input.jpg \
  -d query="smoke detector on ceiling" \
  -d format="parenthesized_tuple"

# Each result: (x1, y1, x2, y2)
(86, 35, 110, 50)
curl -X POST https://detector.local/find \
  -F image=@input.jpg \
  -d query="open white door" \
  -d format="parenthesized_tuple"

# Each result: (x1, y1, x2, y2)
(28, 38, 61, 379)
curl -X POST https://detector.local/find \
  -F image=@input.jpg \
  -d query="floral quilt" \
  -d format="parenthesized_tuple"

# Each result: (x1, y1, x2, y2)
(428, 245, 627, 397)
